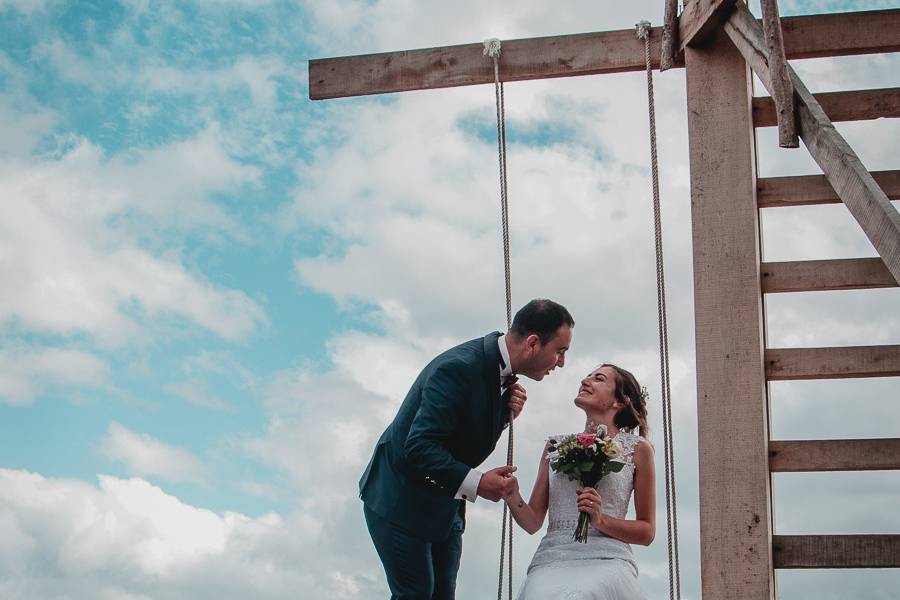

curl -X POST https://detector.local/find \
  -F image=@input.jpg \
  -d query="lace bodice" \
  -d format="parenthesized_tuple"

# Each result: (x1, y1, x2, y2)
(546, 430, 641, 534)
(522, 430, 644, 579)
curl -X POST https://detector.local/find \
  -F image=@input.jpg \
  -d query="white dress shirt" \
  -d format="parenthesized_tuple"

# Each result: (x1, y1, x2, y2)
(454, 334, 513, 503)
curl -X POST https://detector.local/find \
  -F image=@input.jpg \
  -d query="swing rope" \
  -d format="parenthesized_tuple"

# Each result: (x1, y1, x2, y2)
(484, 36, 515, 600)
(636, 21, 682, 600)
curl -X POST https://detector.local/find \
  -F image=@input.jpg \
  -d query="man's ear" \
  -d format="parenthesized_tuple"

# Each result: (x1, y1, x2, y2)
(526, 333, 541, 354)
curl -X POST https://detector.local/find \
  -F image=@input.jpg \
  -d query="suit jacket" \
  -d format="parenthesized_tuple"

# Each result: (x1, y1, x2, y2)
(359, 332, 510, 541)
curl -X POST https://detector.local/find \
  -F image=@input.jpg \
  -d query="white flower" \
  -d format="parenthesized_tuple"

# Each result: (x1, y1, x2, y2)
(602, 438, 623, 459)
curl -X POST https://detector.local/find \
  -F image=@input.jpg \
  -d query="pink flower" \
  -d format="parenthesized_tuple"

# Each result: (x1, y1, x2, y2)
(576, 433, 596, 448)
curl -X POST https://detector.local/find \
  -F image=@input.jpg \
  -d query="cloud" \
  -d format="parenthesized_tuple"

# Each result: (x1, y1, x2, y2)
(0, 126, 267, 345)
(101, 422, 206, 483)
(0, 346, 110, 406)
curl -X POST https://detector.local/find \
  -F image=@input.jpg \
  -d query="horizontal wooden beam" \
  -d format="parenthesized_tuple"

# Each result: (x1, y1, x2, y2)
(761, 258, 897, 293)
(754, 87, 900, 128)
(757, 170, 900, 208)
(765, 345, 900, 380)
(770, 438, 900, 472)
(724, 2, 900, 286)
(309, 9, 900, 99)
(773, 535, 900, 568)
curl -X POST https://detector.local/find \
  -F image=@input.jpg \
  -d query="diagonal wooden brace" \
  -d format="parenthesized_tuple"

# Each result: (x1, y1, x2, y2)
(723, 1, 900, 286)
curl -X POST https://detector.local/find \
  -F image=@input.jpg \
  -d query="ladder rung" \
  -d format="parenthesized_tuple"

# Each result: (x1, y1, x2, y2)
(753, 87, 900, 127)
(761, 258, 897, 293)
(758, 170, 900, 208)
(769, 439, 900, 472)
(773, 534, 900, 568)
(765, 345, 900, 380)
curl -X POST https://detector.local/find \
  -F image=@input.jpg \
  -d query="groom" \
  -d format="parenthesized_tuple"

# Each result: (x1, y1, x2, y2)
(359, 298, 574, 599)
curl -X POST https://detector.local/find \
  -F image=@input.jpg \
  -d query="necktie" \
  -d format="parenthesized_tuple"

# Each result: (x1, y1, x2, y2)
(501, 374, 518, 394)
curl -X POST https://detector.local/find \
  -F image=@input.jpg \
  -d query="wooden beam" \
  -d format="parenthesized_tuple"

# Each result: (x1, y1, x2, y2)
(685, 28, 774, 600)
(679, 0, 736, 51)
(660, 0, 679, 71)
(759, 0, 798, 147)
(309, 10, 900, 99)
(761, 258, 897, 292)
(770, 438, 900, 472)
(780, 9, 900, 59)
(724, 2, 900, 287)
(773, 535, 900, 568)
(758, 170, 900, 208)
(754, 88, 900, 128)
(765, 345, 900, 380)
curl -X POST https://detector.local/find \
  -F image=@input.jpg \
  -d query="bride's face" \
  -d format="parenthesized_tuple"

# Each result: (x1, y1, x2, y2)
(574, 365, 621, 412)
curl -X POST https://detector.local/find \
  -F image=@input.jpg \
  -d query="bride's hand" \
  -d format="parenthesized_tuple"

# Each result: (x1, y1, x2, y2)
(576, 487, 604, 530)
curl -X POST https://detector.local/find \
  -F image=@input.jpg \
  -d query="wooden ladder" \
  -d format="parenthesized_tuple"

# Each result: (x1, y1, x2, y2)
(685, 2, 900, 597)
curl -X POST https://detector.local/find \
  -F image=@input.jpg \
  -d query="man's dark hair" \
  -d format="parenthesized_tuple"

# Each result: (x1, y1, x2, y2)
(509, 299, 574, 344)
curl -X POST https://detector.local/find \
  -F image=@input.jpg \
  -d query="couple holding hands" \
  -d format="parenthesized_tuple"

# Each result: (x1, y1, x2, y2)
(360, 299, 655, 599)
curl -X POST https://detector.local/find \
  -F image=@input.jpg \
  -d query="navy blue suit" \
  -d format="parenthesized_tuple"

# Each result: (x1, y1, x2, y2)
(360, 332, 509, 598)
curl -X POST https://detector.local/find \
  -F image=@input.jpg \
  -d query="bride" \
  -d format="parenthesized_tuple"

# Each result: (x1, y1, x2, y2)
(505, 363, 655, 599)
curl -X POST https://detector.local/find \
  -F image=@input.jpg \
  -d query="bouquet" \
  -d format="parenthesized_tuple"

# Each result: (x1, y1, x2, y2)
(547, 425, 625, 543)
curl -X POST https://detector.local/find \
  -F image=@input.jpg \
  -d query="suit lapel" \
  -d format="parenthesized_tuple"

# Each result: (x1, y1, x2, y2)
(482, 332, 503, 440)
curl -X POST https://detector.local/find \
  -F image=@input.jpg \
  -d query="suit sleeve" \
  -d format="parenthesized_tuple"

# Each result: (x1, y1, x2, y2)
(403, 361, 473, 496)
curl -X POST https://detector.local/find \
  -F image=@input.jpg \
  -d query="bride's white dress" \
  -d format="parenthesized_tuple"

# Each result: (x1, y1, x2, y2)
(517, 430, 646, 599)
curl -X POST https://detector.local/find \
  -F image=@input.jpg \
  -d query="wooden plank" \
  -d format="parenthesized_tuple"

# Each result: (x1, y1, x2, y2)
(760, 0, 798, 147)
(660, 0, 679, 71)
(724, 2, 900, 287)
(769, 438, 900, 472)
(773, 535, 900, 568)
(753, 88, 900, 128)
(685, 27, 774, 600)
(765, 345, 900, 380)
(309, 10, 900, 99)
(679, 0, 736, 51)
(761, 258, 897, 292)
(758, 170, 900, 208)
(780, 9, 900, 59)
(309, 27, 665, 100)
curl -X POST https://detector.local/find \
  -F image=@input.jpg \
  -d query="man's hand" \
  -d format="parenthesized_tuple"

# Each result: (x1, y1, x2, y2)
(477, 466, 518, 502)
(507, 383, 527, 420)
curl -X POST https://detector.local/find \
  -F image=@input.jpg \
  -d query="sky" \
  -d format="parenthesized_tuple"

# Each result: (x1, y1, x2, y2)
(0, 0, 898, 598)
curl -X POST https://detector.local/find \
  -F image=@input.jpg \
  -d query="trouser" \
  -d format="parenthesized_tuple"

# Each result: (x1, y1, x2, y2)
(363, 503, 464, 600)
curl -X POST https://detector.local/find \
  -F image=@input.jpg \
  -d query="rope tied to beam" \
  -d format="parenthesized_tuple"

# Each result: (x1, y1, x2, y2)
(636, 20, 682, 600)
(484, 35, 515, 600)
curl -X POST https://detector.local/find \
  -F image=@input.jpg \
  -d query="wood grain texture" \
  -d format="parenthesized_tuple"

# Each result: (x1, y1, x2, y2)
(760, 258, 897, 292)
(685, 27, 774, 600)
(773, 535, 900, 568)
(759, 0, 798, 147)
(660, 0, 680, 71)
(769, 438, 900, 472)
(765, 345, 900, 380)
(757, 170, 900, 207)
(753, 88, 900, 127)
(679, 0, 736, 51)
(724, 2, 900, 286)
(309, 10, 900, 99)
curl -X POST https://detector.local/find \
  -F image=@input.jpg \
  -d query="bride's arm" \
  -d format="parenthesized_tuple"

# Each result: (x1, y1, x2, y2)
(503, 443, 551, 534)
(579, 439, 656, 545)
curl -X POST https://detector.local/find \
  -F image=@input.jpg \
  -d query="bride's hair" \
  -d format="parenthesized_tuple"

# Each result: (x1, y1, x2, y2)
(601, 363, 650, 439)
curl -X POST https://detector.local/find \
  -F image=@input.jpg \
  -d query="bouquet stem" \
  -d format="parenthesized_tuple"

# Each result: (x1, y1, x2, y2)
(573, 512, 591, 543)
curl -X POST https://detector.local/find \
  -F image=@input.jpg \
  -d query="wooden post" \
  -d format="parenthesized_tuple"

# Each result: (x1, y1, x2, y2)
(660, 0, 680, 71)
(685, 27, 775, 600)
(759, 0, 798, 147)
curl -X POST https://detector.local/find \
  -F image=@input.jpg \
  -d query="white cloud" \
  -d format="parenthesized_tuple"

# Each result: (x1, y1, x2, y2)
(0, 127, 267, 345)
(0, 346, 110, 405)
(165, 379, 231, 411)
(101, 422, 205, 483)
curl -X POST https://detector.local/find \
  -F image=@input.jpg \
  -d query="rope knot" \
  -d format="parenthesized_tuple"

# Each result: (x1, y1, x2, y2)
(635, 20, 652, 41)
(483, 37, 502, 58)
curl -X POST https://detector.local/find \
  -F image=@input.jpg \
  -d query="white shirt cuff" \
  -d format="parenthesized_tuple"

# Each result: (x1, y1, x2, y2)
(454, 468, 482, 503)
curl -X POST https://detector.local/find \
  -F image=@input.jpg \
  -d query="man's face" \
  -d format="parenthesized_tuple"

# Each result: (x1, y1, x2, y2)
(525, 324, 572, 380)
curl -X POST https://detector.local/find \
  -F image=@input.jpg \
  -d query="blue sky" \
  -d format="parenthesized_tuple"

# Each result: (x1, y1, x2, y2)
(1, 1, 898, 598)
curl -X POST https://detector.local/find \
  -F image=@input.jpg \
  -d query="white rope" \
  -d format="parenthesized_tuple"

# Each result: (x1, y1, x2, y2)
(636, 20, 682, 600)
(485, 36, 515, 600)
